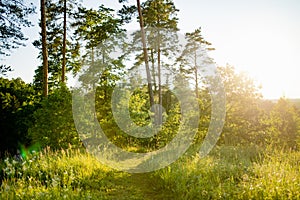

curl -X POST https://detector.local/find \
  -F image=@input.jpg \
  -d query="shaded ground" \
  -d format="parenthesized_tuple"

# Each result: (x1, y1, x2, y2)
(102, 172, 173, 200)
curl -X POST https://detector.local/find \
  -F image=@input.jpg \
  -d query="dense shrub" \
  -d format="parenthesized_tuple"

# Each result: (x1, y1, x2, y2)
(29, 85, 82, 149)
(0, 77, 38, 156)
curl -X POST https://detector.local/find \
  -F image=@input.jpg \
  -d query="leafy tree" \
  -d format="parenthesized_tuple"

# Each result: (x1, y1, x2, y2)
(54, 0, 82, 82)
(216, 65, 263, 145)
(29, 85, 82, 149)
(118, 1, 159, 119)
(71, 4, 124, 100)
(0, 78, 37, 156)
(0, 0, 35, 55)
(266, 98, 300, 149)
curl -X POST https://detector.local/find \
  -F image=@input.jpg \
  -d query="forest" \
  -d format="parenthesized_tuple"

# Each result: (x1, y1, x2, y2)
(0, 0, 299, 199)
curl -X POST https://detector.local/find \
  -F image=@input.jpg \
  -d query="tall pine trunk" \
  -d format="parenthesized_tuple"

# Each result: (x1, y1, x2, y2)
(150, 48, 156, 91)
(156, 2, 162, 125)
(62, 0, 67, 83)
(157, 31, 162, 125)
(137, 0, 154, 107)
(194, 49, 199, 99)
(41, 0, 48, 96)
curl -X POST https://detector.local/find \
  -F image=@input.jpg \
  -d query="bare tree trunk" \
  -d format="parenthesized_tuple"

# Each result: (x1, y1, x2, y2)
(157, 8, 162, 125)
(61, 0, 67, 83)
(41, 0, 48, 97)
(194, 49, 199, 99)
(137, 0, 154, 107)
(91, 46, 94, 65)
(157, 34, 162, 125)
(150, 48, 156, 91)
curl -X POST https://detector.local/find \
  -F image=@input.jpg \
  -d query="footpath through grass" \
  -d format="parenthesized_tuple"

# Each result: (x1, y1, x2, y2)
(0, 148, 172, 200)
(1, 145, 299, 199)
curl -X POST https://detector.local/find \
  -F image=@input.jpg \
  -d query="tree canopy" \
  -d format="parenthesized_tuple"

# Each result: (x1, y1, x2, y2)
(0, 0, 35, 55)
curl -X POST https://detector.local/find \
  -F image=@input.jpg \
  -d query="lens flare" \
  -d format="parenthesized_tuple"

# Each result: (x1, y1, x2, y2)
(19, 143, 41, 159)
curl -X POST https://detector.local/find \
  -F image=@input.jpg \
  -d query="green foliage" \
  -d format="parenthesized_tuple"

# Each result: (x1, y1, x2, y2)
(129, 0, 180, 72)
(0, 77, 37, 156)
(261, 98, 300, 149)
(73, 5, 123, 49)
(95, 83, 181, 152)
(177, 27, 214, 98)
(29, 85, 81, 149)
(72, 4, 124, 91)
(200, 65, 300, 150)
(216, 65, 264, 146)
(0, 0, 35, 55)
(142, 0, 179, 29)
(32, 2, 124, 92)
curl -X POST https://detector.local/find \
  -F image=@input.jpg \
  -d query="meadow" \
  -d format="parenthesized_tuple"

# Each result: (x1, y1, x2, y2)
(1, 144, 299, 200)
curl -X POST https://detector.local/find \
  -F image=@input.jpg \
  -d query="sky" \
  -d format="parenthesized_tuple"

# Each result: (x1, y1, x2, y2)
(1, 0, 300, 99)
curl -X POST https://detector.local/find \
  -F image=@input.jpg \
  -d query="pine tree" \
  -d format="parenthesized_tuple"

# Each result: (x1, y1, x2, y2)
(0, 0, 35, 55)
(62, 0, 67, 83)
(40, 0, 48, 97)
(33, 0, 81, 91)
(141, 0, 179, 124)
(73, 5, 124, 88)
(178, 27, 214, 98)
(137, 0, 155, 107)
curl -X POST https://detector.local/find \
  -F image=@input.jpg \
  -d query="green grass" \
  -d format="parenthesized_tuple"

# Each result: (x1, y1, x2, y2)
(0, 147, 168, 200)
(153, 145, 300, 199)
(1, 145, 299, 199)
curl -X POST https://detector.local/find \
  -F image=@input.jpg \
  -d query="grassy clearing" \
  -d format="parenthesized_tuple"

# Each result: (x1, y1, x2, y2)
(1, 148, 130, 199)
(1, 146, 299, 199)
(0, 147, 171, 200)
(153, 146, 300, 199)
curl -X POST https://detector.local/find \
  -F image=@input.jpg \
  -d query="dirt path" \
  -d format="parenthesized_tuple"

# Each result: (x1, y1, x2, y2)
(102, 172, 174, 200)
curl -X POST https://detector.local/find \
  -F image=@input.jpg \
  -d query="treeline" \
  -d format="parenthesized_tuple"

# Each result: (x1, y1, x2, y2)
(0, 0, 299, 157)
(1, 65, 299, 156)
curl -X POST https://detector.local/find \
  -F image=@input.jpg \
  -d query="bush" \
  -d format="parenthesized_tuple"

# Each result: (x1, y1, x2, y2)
(29, 85, 82, 149)
(0, 77, 38, 156)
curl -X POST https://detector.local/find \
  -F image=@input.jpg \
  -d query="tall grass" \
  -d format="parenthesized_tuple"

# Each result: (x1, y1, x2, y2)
(1, 145, 299, 199)
(152, 145, 300, 199)
(0, 147, 129, 199)
(241, 148, 300, 199)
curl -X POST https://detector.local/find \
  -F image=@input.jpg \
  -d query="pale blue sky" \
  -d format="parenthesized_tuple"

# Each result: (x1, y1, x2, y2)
(2, 0, 300, 99)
